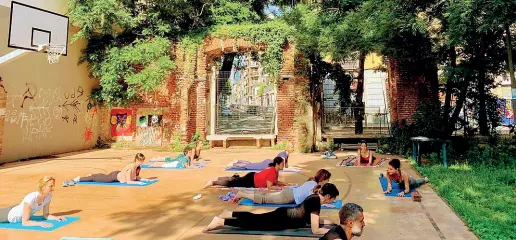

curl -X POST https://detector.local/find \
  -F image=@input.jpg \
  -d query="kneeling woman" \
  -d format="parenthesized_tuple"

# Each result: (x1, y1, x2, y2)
(0, 176, 66, 228)
(384, 159, 429, 197)
(68, 153, 147, 185)
(205, 183, 340, 234)
(236, 169, 331, 205)
(204, 157, 286, 190)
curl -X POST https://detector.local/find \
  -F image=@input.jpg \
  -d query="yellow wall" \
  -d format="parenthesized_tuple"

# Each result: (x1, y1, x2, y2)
(0, 5, 99, 163)
(365, 53, 385, 70)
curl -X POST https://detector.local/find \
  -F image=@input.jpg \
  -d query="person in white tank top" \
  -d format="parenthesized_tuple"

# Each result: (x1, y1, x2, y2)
(0, 176, 66, 228)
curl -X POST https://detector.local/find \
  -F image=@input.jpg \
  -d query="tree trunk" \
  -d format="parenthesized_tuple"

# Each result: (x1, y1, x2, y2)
(478, 59, 489, 136)
(354, 51, 366, 134)
(445, 75, 470, 136)
(442, 46, 456, 126)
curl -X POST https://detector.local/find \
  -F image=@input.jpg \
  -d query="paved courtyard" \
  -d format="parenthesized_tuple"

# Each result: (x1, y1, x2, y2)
(0, 148, 477, 240)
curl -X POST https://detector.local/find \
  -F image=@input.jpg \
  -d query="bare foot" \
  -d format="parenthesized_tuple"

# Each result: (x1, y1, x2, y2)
(73, 176, 81, 182)
(424, 177, 429, 183)
(203, 180, 213, 189)
(204, 216, 224, 231)
(218, 209, 233, 219)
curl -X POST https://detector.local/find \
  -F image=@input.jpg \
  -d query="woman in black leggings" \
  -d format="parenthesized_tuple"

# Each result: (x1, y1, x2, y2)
(205, 183, 340, 235)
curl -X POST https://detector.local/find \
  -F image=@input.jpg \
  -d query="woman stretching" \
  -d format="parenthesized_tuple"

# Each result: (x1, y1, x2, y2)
(236, 169, 331, 205)
(205, 183, 340, 234)
(160, 146, 194, 168)
(231, 146, 292, 170)
(384, 159, 429, 197)
(67, 153, 147, 185)
(0, 176, 66, 227)
(355, 140, 375, 166)
(204, 157, 286, 190)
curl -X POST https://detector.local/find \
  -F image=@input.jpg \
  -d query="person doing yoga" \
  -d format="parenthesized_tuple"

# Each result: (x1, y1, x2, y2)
(160, 146, 194, 168)
(66, 153, 148, 185)
(319, 203, 365, 240)
(204, 157, 287, 189)
(355, 140, 374, 166)
(236, 169, 331, 205)
(384, 159, 429, 197)
(193, 140, 203, 161)
(205, 183, 340, 234)
(0, 176, 66, 228)
(231, 143, 293, 170)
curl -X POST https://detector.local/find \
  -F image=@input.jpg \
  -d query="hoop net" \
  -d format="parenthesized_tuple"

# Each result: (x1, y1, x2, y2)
(46, 44, 65, 64)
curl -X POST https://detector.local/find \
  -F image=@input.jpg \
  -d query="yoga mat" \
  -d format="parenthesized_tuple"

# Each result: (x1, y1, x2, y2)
(141, 164, 204, 170)
(238, 198, 343, 209)
(75, 180, 158, 187)
(225, 167, 301, 173)
(0, 216, 80, 232)
(204, 224, 337, 237)
(379, 177, 415, 197)
(61, 238, 113, 240)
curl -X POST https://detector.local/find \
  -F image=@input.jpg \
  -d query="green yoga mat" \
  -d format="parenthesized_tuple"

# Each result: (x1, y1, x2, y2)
(204, 224, 337, 237)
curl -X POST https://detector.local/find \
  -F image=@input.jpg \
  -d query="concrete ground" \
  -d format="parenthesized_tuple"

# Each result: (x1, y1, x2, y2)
(0, 148, 478, 240)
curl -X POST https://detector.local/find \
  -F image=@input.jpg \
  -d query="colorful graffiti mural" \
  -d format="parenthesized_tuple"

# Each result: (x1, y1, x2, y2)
(498, 99, 514, 126)
(110, 109, 133, 137)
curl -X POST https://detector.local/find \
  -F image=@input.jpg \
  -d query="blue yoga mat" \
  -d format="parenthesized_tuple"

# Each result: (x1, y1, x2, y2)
(225, 168, 301, 173)
(379, 177, 415, 197)
(239, 198, 342, 209)
(0, 216, 80, 232)
(141, 164, 204, 170)
(75, 180, 158, 187)
(61, 238, 113, 240)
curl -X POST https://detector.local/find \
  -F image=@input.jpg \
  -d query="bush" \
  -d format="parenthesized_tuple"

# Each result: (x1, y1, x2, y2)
(272, 141, 288, 150)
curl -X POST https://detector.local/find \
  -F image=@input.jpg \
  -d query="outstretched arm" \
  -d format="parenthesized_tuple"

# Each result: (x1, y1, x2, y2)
(43, 201, 65, 221)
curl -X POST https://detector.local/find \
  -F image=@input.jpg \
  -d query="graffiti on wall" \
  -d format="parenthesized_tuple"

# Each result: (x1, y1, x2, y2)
(4, 84, 97, 142)
(136, 113, 163, 146)
(110, 109, 133, 137)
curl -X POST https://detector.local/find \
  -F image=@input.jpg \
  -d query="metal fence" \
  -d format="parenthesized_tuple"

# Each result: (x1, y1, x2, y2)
(215, 71, 276, 134)
(323, 106, 389, 129)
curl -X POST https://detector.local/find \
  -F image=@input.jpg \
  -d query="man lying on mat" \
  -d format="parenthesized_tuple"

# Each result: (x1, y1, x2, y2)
(205, 183, 339, 235)
(0, 176, 66, 227)
(320, 203, 365, 240)
(235, 169, 332, 205)
(204, 157, 292, 189)
(384, 159, 429, 197)
(65, 153, 148, 185)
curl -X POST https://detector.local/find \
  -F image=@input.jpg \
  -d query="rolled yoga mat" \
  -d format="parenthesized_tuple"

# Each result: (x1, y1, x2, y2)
(204, 224, 337, 237)
(379, 177, 415, 197)
(75, 180, 158, 187)
(0, 216, 80, 232)
(238, 199, 343, 209)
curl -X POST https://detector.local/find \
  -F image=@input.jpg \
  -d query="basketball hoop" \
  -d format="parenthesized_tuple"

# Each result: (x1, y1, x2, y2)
(46, 44, 65, 64)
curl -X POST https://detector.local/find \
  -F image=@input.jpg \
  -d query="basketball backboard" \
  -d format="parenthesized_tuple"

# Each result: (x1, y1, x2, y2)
(7, 1, 69, 56)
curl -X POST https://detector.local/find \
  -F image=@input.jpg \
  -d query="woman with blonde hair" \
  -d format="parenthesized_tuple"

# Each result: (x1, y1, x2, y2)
(64, 153, 147, 186)
(0, 176, 66, 227)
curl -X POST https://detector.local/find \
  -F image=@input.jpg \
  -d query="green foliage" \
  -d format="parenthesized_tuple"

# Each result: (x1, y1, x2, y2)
(68, 0, 135, 42)
(271, 140, 288, 150)
(211, 0, 261, 25)
(415, 164, 516, 240)
(169, 134, 187, 152)
(91, 37, 174, 106)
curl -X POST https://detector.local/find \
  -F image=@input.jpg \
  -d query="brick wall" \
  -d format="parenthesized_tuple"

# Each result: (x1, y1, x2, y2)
(388, 59, 439, 124)
(103, 37, 311, 149)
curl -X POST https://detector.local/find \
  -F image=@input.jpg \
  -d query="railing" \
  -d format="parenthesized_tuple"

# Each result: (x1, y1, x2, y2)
(215, 71, 276, 135)
(323, 106, 389, 133)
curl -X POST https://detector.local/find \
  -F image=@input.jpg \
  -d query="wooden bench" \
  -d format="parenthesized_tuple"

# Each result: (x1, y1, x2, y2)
(206, 134, 276, 148)
(338, 142, 378, 151)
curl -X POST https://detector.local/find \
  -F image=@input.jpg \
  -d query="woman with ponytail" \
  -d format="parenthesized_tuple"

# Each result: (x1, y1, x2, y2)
(384, 159, 429, 197)
(236, 169, 332, 205)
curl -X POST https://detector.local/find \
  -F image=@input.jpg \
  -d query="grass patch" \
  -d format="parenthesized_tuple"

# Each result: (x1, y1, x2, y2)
(415, 163, 516, 240)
